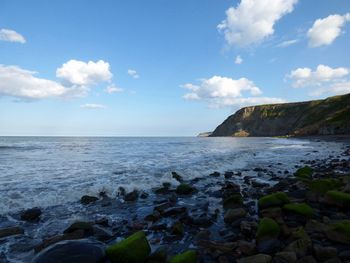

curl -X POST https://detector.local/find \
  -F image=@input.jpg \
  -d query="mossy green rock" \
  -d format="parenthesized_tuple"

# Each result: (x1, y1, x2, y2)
(326, 220, 350, 244)
(176, 184, 196, 195)
(106, 231, 151, 263)
(283, 203, 314, 217)
(223, 194, 243, 209)
(325, 190, 350, 207)
(258, 192, 290, 209)
(170, 250, 196, 263)
(256, 218, 280, 241)
(309, 179, 342, 194)
(294, 166, 313, 179)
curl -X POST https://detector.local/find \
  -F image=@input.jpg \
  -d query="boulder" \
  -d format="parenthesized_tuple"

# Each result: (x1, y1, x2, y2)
(63, 221, 93, 237)
(237, 254, 272, 263)
(283, 203, 314, 217)
(169, 250, 196, 263)
(258, 192, 290, 210)
(171, 221, 184, 237)
(274, 251, 297, 263)
(224, 208, 247, 224)
(106, 231, 151, 263)
(256, 218, 280, 241)
(20, 207, 42, 222)
(325, 191, 350, 208)
(31, 240, 105, 263)
(313, 244, 337, 262)
(223, 194, 243, 209)
(80, 195, 98, 205)
(176, 184, 197, 195)
(124, 190, 139, 202)
(325, 220, 350, 244)
(172, 172, 183, 182)
(294, 166, 313, 180)
(0, 226, 24, 238)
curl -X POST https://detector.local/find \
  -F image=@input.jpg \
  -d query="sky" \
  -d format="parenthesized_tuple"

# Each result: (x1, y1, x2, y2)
(0, 0, 349, 136)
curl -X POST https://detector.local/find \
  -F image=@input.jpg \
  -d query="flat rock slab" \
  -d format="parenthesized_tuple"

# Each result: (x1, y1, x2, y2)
(31, 239, 106, 263)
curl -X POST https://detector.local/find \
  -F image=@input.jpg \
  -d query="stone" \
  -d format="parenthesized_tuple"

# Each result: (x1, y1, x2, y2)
(325, 191, 350, 208)
(258, 192, 290, 210)
(80, 195, 98, 205)
(223, 194, 243, 209)
(124, 190, 139, 201)
(20, 207, 42, 222)
(31, 240, 105, 263)
(161, 207, 187, 217)
(172, 172, 183, 182)
(313, 244, 337, 262)
(256, 218, 280, 241)
(325, 220, 350, 244)
(0, 226, 24, 238)
(274, 251, 297, 263)
(106, 231, 151, 263)
(176, 184, 196, 195)
(294, 166, 313, 180)
(169, 250, 196, 263)
(63, 221, 93, 237)
(257, 238, 282, 254)
(283, 203, 314, 217)
(237, 254, 272, 263)
(238, 240, 256, 256)
(171, 221, 184, 237)
(224, 208, 247, 224)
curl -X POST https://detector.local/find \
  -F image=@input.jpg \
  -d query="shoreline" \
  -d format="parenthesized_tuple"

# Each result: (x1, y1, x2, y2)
(0, 142, 350, 262)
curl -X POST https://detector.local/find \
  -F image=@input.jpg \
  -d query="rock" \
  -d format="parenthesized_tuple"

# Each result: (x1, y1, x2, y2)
(325, 220, 350, 244)
(256, 218, 280, 241)
(237, 254, 272, 263)
(31, 240, 105, 263)
(224, 171, 234, 179)
(124, 190, 139, 201)
(224, 208, 247, 224)
(296, 256, 317, 263)
(240, 221, 258, 239)
(63, 221, 93, 237)
(176, 184, 196, 195)
(325, 190, 350, 208)
(172, 172, 183, 182)
(339, 250, 350, 260)
(171, 221, 184, 237)
(284, 233, 311, 258)
(294, 166, 313, 180)
(283, 203, 314, 217)
(313, 244, 337, 262)
(257, 238, 282, 254)
(210, 171, 220, 177)
(223, 194, 243, 209)
(258, 192, 290, 210)
(161, 207, 187, 217)
(147, 246, 168, 263)
(309, 179, 341, 195)
(0, 226, 24, 238)
(80, 195, 98, 205)
(92, 226, 113, 241)
(169, 250, 196, 263)
(20, 207, 42, 222)
(274, 251, 297, 263)
(261, 207, 283, 221)
(238, 240, 256, 256)
(140, 192, 149, 199)
(106, 231, 151, 263)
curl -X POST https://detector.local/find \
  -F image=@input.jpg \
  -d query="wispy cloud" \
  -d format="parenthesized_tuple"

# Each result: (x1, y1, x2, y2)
(0, 29, 26, 43)
(276, 39, 299, 48)
(127, 69, 140, 79)
(80, 103, 106, 109)
(235, 55, 243, 64)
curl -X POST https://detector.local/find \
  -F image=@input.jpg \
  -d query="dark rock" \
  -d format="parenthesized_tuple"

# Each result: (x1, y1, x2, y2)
(32, 240, 106, 263)
(257, 238, 282, 254)
(0, 226, 24, 238)
(237, 254, 272, 263)
(124, 190, 139, 201)
(223, 194, 243, 209)
(210, 171, 221, 177)
(20, 207, 42, 222)
(176, 184, 197, 195)
(313, 244, 337, 262)
(63, 221, 94, 237)
(224, 171, 234, 179)
(238, 240, 256, 256)
(172, 172, 183, 182)
(162, 207, 187, 217)
(80, 195, 98, 205)
(273, 251, 297, 263)
(140, 192, 149, 199)
(171, 221, 184, 237)
(224, 208, 247, 224)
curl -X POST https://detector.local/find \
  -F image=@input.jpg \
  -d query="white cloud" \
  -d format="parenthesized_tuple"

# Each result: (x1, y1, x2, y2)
(182, 75, 285, 108)
(288, 64, 349, 88)
(0, 29, 26, 43)
(127, 69, 140, 79)
(56, 60, 113, 86)
(80, 103, 106, 109)
(309, 81, 350, 97)
(307, 13, 350, 47)
(218, 0, 298, 47)
(0, 64, 84, 99)
(277, 39, 298, 47)
(235, 55, 243, 64)
(105, 84, 123, 94)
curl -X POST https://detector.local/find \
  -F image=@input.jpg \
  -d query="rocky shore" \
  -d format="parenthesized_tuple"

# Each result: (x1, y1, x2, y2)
(1, 143, 350, 263)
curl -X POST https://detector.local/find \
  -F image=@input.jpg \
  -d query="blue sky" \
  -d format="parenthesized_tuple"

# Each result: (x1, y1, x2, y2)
(0, 0, 349, 136)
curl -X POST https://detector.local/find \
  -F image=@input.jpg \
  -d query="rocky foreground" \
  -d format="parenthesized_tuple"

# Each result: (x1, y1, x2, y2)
(1, 145, 350, 262)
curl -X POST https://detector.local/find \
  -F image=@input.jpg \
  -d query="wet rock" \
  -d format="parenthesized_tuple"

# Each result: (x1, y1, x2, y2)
(106, 231, 151, 263)
(145, 211, 161, 222)
(284, 236, 311, 258)
(32, 240, 106, 263)
(223, 194, 243, 209)
(257, 238, 282, 254)
(0, 226, 24, 238)
(240, 221, 258, 239)
(295, 256, 317, 263)
(92, 225, 113, 241)
(172, 172, 183, 182)
(294, 166, 314, 180)
(124, 190, 139, 201)
(256, 218, 280, 241)
(169, 250, 196, 263)
(224, 171, 234, 179)
(224, 208, 247, 224)
(273, 251, 297, 263)
(237, 254, 272, 263)
(140, 192, 149, 199)
(171, 221, 184, 237)
(313, 244, 337, 262)
(210, 171, 221, 177)
(283, 203, 314, 218)
(80, 195, 98, 205)
(149, 223, 167, 231)
(20, 207, 42, 222)
(162, 207, 187, 217)
(325, 220, 350, 244)
(238, 240, 256, 256)
(176, 184, 197, 195)
(195, 229, 211, 242)
(147, 246, 168, 263)
(258, 192, 290, 210)
(63, 221, 93, 237)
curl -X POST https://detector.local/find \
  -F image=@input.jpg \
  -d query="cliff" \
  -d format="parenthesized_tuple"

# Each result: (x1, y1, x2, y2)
(210, 93, 350, 137)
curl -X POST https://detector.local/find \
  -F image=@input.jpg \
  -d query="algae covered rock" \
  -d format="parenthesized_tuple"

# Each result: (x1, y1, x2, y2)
(256, 218, 280, 241)
(176, 184, 197, 195)
(258, 192, 290, 209)
(169, 250, 196, 263)
(294, 166, 313, 180)
(325, 190, 350, 207)
(309, 179, 342, 194)
(106, 231, 151, 263)
(224, 208, 247, 224)
(326, 220, 350, 245)
(283, 203, 314, 217)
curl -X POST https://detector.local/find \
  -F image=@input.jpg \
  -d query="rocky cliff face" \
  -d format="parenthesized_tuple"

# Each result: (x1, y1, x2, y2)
(210, 93, 350, 137)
